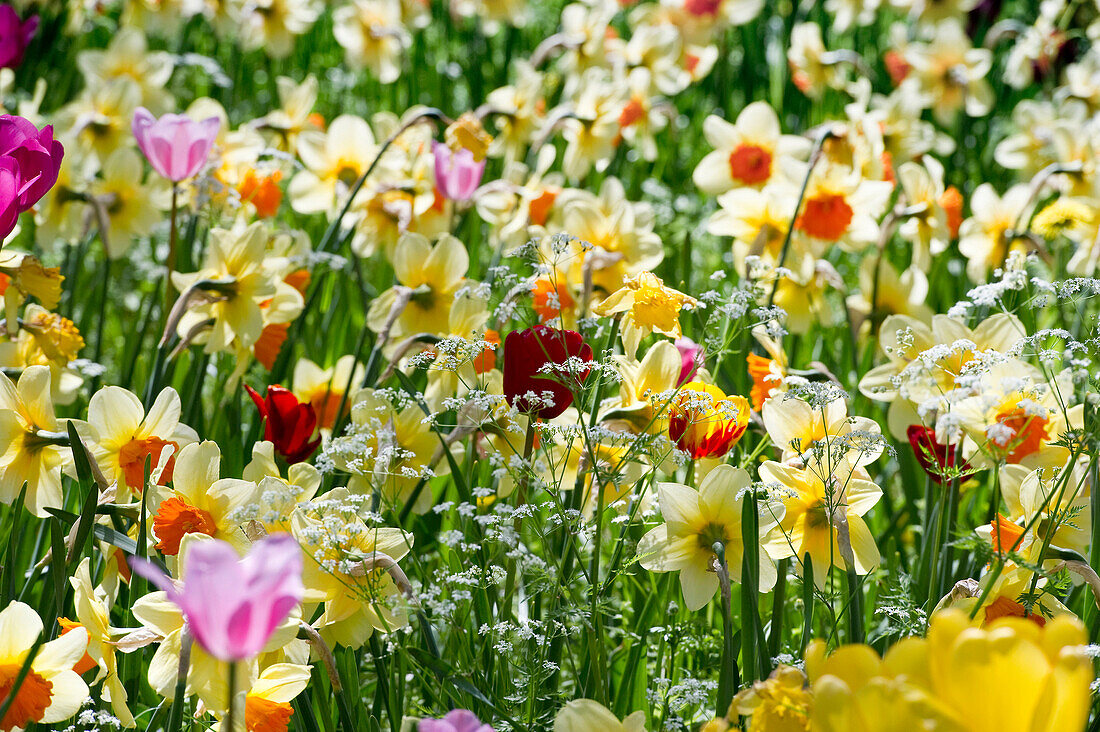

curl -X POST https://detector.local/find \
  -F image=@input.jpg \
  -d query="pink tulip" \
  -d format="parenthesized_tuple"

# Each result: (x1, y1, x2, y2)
(131, 106, 220, 182)
(674, 337, 703, 386)
(0, 114, 63, 212)
(432, 140, 485, 202)
(419, 710, 494, 732)
(131, 534, 304, 661)
(0, 5, 37, 70)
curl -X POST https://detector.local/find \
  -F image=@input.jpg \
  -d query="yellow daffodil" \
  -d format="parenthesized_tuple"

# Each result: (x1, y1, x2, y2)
(76, 28, 174, 113)
(953, 362, 1082, 469)
(289, 114, 379, 218)
(807, 609, 1092, 732)
(83, 386, 198, 495)
(217, 662, 312, 732)
(0, 601, 89, 732)
(332, 0, 410, 84)
(67, 558, 134, 727)
(761, 393, 883, 468)
(859, 313, 1026, 440)
(958, 183, 1032, 282)
(291, 488, 413, 649)
(638, 465, 784, 610)
(328, 388, 443, 514)
(173, 222, 303, 353)
(731, 664, 812, 732)
(554, 699, 646, 732)
(760, 460, 882, 587)
(292, 355, 365, 433)
(593, 272, 698, 358)
(149, 441, 261, 556)
(367, 232, 469, 342)
(242, 441, 321, 533)
(0, 365, 72, 517)
(694, 102, 810, 194)
(603, 339, 682, 435)
(90, 146, 168, 259)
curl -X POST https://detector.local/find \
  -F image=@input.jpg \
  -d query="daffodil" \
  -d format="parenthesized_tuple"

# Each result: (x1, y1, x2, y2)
(89, 146, 168, 259)
(76, 28, 174, 112)
(808, 608, 1093, 732)
(242, 440, 321, 533)
(858, 312, 1026, 439)
(953, 362, 1083, 470)
(761, 392, 883, 468)
(172, 222, 303, 353)
(291, 489, 413, 648)
(760, 459, 882, 586)
(288, 114, 379, 218)
(67, 558, 134, 727)
(782, 161, 892, 252)
(366, 232, 469, 342)
(638, 465, 783, 610)
(561, 69, 626, 181)
(902, 19, 994, 124)
(958, 183, 1032, 282)
(694, 102, 810, 194)
(326, 388, 443, 514)
(0, 601, 89, 732)
(217, 662, 312, 732)
(554, 699, 646, 732)
(593, 272, 697, 358)
(554, 177, 664, 301)
(149, 441, 261, 556)
(603, 339, 682, 435)
(83, 386, 197, 495)
(292, 355, 364, 433)
(332, 0, 410, 84)
(0, 365, 72, 517)
(731, 664, 812, 732)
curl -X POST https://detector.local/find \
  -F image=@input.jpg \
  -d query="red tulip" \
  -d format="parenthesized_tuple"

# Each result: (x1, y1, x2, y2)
(245, 384, 321, 464)
(503, 325, 593, 419)
(906, 425, 976, 484)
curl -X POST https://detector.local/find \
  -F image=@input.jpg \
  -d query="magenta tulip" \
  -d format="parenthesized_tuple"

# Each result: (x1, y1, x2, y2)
(0, 5, 37, 70)
(432, 140, 485, 202)
(132, 107, 220, 182)
(0, 158, 21, 238)
(0, 114, 63, 212)
(131, 534, 304, 662)
(419, 710, 494, 732)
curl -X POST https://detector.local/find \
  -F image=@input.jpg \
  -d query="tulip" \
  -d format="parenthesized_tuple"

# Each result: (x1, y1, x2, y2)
(130, 533, 304, 661)
(503, 325, 593, 420)
(432, 140, 485, 202)
(246, 384, 322, 464)
(131, 107, 220, 182)
(0, 114, 64, 212)
(0, 6, 37, 70)
(420, 709, 495, 732)
(0, 157, 21, 239)
(673, 337, 702, 386)
(669, 382, 749, 459)
(906, 425, 976, 484)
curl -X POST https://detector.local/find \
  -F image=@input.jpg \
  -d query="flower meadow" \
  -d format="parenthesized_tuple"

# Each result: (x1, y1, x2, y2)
(0, 0, 1100, 730)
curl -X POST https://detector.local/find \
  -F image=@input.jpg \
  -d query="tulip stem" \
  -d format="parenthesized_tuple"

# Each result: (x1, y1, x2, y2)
(164, 185, 179, 333)
(226, 660, 238, 732)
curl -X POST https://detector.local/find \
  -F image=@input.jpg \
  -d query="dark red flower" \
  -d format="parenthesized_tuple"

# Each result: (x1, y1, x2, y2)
(503, 325, 593, 419)
(246, 384, 321, 464)
(907, 425, 976, 484)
